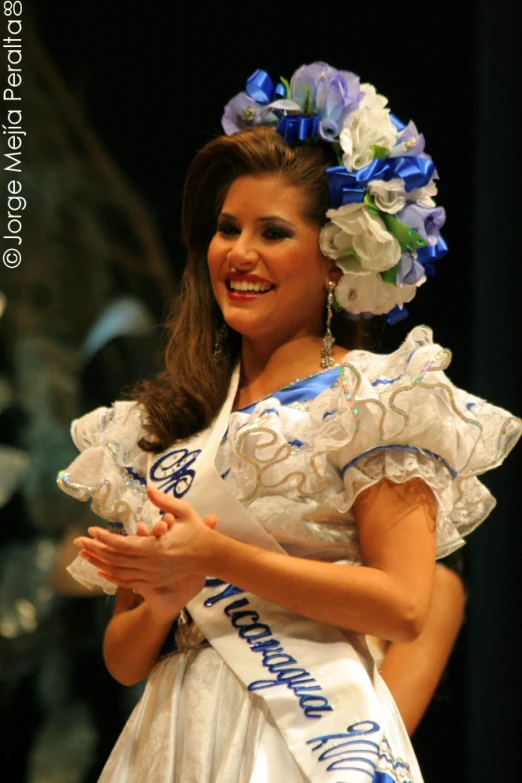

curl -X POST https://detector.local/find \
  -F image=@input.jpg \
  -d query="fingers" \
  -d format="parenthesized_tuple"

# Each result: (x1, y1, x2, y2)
(80, 555, 153, 583)
(137, 515, 176, 539)
(150, 521, 167, 538)
(203, 513, 218, 530)
(82, 527, 150, 553)
(150, 514, 176, 538)
(79, 547, 138, 569)
(96, 570, 148, 589)
(73, 535, 145, 563)
(147, 486, 192, 518)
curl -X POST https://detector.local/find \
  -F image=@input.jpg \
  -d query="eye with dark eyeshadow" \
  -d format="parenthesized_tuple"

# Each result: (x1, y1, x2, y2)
(216, 220, 239, 236)
(263, 225, 293, 241)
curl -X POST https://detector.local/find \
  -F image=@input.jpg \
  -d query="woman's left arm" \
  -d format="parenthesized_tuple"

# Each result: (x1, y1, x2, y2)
(76, 479, 436, 643)
(378, 563, 466, 735)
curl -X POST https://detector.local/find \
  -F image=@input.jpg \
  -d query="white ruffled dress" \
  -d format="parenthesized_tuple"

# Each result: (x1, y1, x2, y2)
(58, 326, 520, 783)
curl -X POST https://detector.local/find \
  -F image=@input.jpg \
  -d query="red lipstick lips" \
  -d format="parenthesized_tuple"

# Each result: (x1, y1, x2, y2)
(225, 273, 275, 300)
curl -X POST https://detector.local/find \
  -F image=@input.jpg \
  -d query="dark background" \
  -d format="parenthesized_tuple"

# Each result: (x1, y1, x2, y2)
(2, 0, 521, 780)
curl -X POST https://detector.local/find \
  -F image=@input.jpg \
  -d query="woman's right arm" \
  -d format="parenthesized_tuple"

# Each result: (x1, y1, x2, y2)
(93, 516, 217, 686)
(103, 587, 181, 686)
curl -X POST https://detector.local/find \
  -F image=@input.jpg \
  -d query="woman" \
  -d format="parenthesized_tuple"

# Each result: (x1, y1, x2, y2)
(60, 63, 520, 782)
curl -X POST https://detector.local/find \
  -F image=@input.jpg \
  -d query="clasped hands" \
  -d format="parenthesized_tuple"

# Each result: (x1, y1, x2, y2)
(73, 487, 218, 606)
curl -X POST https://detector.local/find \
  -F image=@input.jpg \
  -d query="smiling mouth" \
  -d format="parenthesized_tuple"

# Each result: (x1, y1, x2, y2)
(226, 280, 275, 293)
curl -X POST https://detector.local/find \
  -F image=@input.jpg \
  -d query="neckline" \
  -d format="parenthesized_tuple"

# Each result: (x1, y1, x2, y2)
(232, 353, 350, 413)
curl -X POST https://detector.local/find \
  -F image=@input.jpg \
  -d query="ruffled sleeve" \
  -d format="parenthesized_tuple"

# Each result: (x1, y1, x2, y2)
(316, 325, 521, 557)
(57, 401, 150, 593)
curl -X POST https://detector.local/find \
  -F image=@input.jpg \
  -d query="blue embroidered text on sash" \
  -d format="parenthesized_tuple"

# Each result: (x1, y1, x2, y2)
(149, 448, 202, 498)
(204, 578, 333, 720)
(308, 724, 412, 781)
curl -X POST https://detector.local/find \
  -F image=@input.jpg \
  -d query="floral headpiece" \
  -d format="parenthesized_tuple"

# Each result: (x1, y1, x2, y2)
(222, 62, 447, 324)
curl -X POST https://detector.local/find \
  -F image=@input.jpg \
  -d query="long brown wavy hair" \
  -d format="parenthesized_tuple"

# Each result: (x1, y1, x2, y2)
(134, 126, 366, 452)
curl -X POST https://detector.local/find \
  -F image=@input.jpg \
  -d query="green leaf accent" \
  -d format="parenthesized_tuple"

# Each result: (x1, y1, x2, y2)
(380, 265, 399, 285)
(332, 294, 343, 314)
(380, 212, 427, 249)
(363, 193, 427, 250)
(303, 84, 313, 114)
(363, 193, 379, 215)
(371, 145, 390, 160)
(333, 142, 344, 166)
(279, 76, 291, 100)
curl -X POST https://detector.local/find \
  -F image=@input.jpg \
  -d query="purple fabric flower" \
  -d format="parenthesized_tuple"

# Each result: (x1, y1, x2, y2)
(316, 71, 361, 123)
(397, 203, 446, 245)
(391, 121, 426, 157)
(222, 92, 280, 135)
(290, 63, 361, 123)
(397, 252, 427, 285)
(222, 70, 285, 135)
(290, 62, 335, 109)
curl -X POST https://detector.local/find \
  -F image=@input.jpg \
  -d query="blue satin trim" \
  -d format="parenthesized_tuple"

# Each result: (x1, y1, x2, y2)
(277, 113, 321, 142)
(237, 366, 341, 415)
(373, 773, 407, 783)
(386, 305, 410, 326)
(371, 348, 418, 386)
(246, 69, 285, 104)
(124, 465, 147, 487)
(417, 236, 448, 276)
(341, 444, 457, 479)
(327, 156, 435, 208)
(389, 113, 406, 131)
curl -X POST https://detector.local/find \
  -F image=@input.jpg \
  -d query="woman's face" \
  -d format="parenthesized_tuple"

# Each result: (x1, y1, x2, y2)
(208, 174, 334, 345)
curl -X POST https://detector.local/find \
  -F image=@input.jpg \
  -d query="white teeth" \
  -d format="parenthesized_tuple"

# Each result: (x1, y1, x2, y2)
(228, 280, 273, 292)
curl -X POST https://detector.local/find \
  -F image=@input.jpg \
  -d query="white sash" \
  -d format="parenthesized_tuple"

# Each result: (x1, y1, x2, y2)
(147, 368, 418, 783)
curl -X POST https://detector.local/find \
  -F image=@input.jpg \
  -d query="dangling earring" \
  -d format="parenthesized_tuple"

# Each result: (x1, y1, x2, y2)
(213, 322, 228, 363)
(321, 280, 336, 369)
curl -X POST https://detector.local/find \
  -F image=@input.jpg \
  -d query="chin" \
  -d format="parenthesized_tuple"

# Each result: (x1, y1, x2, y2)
(222, 312, 265, 340)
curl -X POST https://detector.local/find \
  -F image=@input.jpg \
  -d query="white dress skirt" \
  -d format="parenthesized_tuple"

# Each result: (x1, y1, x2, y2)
(97, 643, 416, 783)
(57, 326, 521, 782)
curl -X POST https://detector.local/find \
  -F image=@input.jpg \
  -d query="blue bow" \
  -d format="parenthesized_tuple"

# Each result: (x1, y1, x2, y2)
(277, 114, 321, 143)
(327, 157, 435, 208)
(417, 237, 448, 276)
(246, 69, 286, 104)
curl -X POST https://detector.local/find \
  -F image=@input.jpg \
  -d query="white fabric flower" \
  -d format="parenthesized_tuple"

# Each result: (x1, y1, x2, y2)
(407, 179, 438, 206)
(367, 178, 406, 214)
(326, 204, 401, 273)
(319, 222, 354, 260)
(358, 82, 389, 111)
(336, 271, 418, 315)
(340, 107, 398, 171)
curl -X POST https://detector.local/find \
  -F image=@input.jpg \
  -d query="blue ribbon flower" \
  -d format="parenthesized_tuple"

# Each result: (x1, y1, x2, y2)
(327, 157, 436, 209)
(277, 114, 321, 143)
(222, 69, 286, 135)
(417, 237, 448, 276)
(246, 69, 286, 104)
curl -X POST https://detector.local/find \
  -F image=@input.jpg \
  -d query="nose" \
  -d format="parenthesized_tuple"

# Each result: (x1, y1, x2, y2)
(226, 233, 259, 268)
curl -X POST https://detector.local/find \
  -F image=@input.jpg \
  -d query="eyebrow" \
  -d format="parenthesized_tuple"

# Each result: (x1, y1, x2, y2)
(219, 212, 296, 228)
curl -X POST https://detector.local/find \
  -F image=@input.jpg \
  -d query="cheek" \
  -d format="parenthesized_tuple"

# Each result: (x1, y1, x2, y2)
(207, 237, 222, 281)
